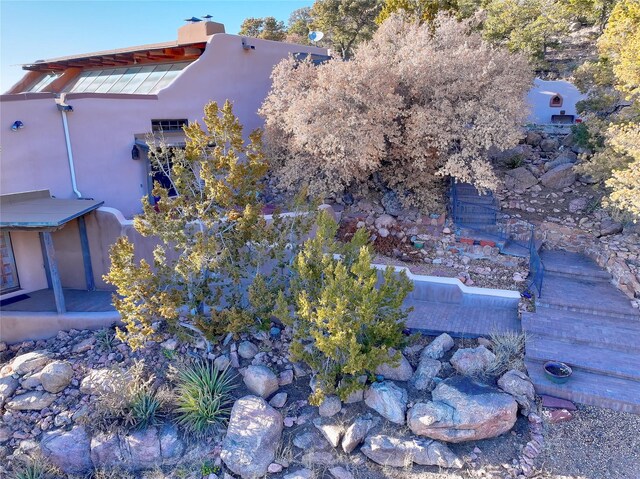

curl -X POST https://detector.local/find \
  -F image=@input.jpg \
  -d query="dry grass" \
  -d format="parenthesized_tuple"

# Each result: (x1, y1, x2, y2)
(486, 331, 527, 377)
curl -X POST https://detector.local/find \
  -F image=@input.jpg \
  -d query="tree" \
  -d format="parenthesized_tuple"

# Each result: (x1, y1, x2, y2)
(276, 211, 413, 404)
(559, 0, 619, 31)
(310, 0, 384, 58)
(261, 13, 531, 209)
(104, 101, 314, 349)
(482, 0, 569, 65)
(239, 16, 287, 41)
(376, 0, 462, 24)
(287, 7, 314, 44)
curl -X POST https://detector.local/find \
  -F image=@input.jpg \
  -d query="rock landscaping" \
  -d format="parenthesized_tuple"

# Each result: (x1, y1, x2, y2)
(0, 328, 552, 479)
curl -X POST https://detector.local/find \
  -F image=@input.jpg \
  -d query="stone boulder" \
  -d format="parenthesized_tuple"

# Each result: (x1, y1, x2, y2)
(375, 350, 414, 381)
(361, 434, 462, 468)
(411, 357, 441, 391)
(124, 427, 162, 470)
(80, 368, 128, 395)
(540, 163, 576, 189)
(238, 341, 259, 359)
(544, 151, 578, 171)
(41, 426, 92, 474)
(90, 432, 127, 469)
(40, 361, 74, 393)
(407, 376, 518, 443)
(341, 415, 379, 453)
(374, 214, 397, 230)
(221, 396, 283, 478)
(540, 137, 559, 152)
(6, 390, 56, 410)
(498, 370, 536, 415)
(421, 333, 454, 360)
(504, 167, 539, 193)
(243, 365, 279, 398)
(11, 351, 51, 375)
(364, 381, 408, 424)
(525, 131, 543, 146)
(382, 191, 403, 217)
(319, 395, 342, 417)
(450, 346, 496, 376)
(0, 376, 19, 407)
(569, 197, 588, 213)
(314, 418, 344, 448)
(600, 218, 623, 237)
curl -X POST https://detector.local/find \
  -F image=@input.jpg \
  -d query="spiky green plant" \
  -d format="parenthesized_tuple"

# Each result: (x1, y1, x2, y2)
(130, 388, 162, 429)
(174, 360, 237, 436)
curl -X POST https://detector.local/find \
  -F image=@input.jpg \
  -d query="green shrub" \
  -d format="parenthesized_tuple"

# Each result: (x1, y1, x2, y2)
(174, 360, 237, 437)
(95, 328, 117, 352)
(130, 388, 162, 429)
(11, 456, 59, 479)
(277, 211, 413, 405)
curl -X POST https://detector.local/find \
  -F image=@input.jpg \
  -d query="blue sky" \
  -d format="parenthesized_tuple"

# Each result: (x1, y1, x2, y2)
(0, 0, 313, 91)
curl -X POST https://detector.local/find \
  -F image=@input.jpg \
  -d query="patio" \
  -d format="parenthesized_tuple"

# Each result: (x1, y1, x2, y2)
(2, 288, 115, 312)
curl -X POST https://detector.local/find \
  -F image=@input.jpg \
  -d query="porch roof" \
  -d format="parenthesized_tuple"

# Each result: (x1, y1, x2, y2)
(0, 190, 103, 231)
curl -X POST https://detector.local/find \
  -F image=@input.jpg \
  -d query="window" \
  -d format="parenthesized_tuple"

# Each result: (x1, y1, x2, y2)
(151, 119, 188, 132)
(550, 94, 563, 107)
(1, 232, 20, 294)
(25, 73, 60, 92)
(65, 62, 191, 95)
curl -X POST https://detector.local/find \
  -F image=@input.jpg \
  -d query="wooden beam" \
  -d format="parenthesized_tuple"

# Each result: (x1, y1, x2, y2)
(78, 216, 95, 291)
(41, 232, 66, 314)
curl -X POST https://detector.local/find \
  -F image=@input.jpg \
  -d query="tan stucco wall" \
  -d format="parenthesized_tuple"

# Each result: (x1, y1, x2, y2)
(0, 34, 326, 218)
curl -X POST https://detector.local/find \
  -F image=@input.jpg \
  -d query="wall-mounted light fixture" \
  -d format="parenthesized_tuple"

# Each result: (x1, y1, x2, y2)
(242, 39, 255, 50)
(131, 144, 141, 160)
(11, 120, 24, 132)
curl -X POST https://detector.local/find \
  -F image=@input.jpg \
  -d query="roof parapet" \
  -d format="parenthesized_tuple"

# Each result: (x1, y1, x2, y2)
(178, 21, 225, 44)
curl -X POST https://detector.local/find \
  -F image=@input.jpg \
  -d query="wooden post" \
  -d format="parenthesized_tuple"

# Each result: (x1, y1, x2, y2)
(78, 216, 95, 291)
(41, 231, 66, 314)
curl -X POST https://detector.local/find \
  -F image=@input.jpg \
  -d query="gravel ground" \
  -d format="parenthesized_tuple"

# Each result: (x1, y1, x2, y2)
(538, 405, 640, 479)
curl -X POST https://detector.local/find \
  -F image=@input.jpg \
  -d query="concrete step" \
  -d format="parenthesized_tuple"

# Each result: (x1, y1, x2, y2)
(525, 360, 640, 414)
(537, 272, 639, 320)
(525, 336, 640, 382)
(540, 249, 611, 280)
(522, 311, 640, 353)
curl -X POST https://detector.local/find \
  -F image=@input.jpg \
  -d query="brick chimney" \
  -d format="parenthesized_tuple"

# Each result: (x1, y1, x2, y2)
(177, 20, 225, 44)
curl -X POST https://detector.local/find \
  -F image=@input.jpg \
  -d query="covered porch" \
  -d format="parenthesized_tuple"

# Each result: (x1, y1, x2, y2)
(1, 288, 115, 312)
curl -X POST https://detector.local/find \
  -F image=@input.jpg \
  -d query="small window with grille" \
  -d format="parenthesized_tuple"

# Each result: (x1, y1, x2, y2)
(151, 119, 188, 132)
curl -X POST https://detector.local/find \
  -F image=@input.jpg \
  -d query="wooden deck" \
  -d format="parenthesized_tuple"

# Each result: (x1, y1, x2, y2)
(1, 289, 115, 313)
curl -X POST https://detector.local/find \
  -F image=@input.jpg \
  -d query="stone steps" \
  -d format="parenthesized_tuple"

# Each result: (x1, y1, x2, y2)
(522, 311, 640, 353)
(525, 360, 640, 414)
(525, 335, 640, 382)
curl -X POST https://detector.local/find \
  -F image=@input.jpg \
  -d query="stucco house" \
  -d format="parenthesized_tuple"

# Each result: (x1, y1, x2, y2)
(527, 78, 587, 125)
(0, 20, 326, 342)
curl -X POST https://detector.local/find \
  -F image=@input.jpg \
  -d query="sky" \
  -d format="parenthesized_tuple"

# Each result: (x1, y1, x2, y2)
(0, 0, 313, 91)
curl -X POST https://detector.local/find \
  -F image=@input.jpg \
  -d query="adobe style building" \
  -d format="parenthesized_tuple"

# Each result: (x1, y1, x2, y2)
(526, 78, 586, 126)
(0, 20, 326, 342)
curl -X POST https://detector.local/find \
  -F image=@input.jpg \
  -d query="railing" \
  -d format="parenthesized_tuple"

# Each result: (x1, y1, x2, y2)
(449, 181, 543, 298)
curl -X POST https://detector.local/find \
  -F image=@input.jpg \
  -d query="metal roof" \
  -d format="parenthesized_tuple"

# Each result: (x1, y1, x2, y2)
(0, 190, 104, 231)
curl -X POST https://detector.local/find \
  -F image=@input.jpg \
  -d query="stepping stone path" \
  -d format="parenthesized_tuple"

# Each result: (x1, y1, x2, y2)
(523, 249, 640, 413)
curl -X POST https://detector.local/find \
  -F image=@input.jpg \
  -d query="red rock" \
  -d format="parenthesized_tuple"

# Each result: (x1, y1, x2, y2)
(460, 238, 474, 245)
(540, 395, 577, 410)
(546, 409, 573, 423)
(480, 240, 496, 247)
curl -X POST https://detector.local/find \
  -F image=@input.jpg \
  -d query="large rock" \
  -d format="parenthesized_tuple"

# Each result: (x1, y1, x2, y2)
(40, 361, 73, 393)
(525, 131, 543, 146)
(0, 376, 19, 407)
(90, 432, 126, 469)
(375, 350, 414, 381)
(41, 426, 92, 474)
(411, 357, 441, 391)
(407, 376, 518, 443)
(540, 137, 559, 152)
(124, 427, 162, 470)
(540, 163, 576, 189)
(569, 197, 588, 213)
(11, 351, 51, 375)
(221, 395, 283, 478)
(314, 418, 344, 448)
(6, 390, 56, 410)
(361, 434, 461, 468)
(504, 167, 539, 193)
(364, 381, 408, 425)
(341, 415, 379, 453)
(243, 365, 279, 398)
(600, 218, 623, 237)
(498, 370, 535, 415)
(80, 368, 127, 395)
(382, 191, 403, 217)
(421, 333, 454, 360)
(450, 346, 496, 376)
(374, 214, 397, 230)
(544, 151, 578, 171)
(159, 423, 184, 465)
(238, 341, 259, 359)
(319, 395, 342, 417)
